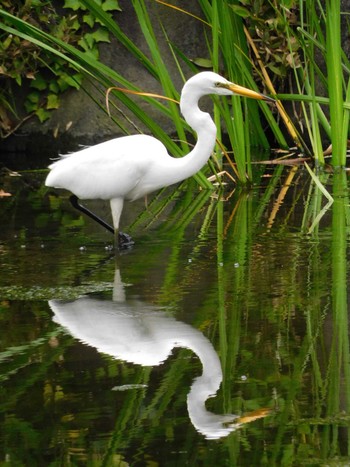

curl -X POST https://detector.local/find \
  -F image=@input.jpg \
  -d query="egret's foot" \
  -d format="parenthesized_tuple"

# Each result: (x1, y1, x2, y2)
(118, 231, 134, 249)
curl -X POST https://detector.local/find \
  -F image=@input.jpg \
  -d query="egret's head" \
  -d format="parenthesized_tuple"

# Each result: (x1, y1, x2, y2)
(187, 71, 274, 102)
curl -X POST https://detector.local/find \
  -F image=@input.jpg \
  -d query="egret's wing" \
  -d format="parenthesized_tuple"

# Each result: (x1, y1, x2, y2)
(46, 134, 168, 200)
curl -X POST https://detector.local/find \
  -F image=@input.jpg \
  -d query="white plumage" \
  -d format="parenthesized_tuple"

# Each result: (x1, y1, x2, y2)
(46, 72, 272, 245)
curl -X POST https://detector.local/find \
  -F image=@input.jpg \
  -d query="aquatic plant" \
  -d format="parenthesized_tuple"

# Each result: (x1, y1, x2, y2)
(271, 0, 350, 167)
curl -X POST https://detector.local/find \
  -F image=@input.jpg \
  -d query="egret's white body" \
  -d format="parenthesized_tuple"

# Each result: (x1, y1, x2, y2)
(45, 72, 271, 240)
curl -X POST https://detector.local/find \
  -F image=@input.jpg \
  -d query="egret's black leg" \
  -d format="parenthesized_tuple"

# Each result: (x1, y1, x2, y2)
(69, 195, 135, 248)
(70, 195, 114, 234)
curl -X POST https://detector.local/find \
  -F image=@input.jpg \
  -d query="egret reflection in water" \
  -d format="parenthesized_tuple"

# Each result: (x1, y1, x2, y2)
(49, 268, 268, 439)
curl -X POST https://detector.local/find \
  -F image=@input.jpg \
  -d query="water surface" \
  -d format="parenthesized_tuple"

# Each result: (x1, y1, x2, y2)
(1, 168, 349, 466)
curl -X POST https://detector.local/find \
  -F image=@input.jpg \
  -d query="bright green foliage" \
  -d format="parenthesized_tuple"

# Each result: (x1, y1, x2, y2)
(232, 0, 350, 168)
(265, 0, 350, 167)
(325, 0, 347, 166)
(231, 0, 301, 80)
(192, 1, 284, 182)
(0, 0, 120, 135)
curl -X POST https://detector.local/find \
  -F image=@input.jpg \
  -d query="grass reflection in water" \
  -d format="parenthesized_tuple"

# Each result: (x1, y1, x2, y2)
(0, 169, 350, 465)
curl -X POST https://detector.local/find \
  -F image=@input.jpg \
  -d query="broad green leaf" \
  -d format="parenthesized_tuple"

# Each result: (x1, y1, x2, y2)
(267, 63, 284, 76)
(25, 94, 39, 112)
(58, 73, 82, 90)
(14, 74, 22, 86)
(35, 107, 51, 122)
(83, 13, 95, 28)
(47, 93, 60, 109)
(49, 81, 60, 93)
(92, 27, 110, 43)
(63, 0, 85, 11)
(229, 5, 251, 18)
(30, 73, 47, 90)
(102, 0, 121, 12)
(26, 91, 40, 104)
(71, 72, 84, 87)
(31, 0, 46, 6)
(191, 58, 213, 68)
(2, 33, 12, 50)
(79, 33, 95, 50)
(57, 75, 71, 92)
(82, 46, 99, 60)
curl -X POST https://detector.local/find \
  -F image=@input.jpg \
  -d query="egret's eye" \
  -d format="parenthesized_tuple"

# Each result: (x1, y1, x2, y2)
(215, 82, 227, 89)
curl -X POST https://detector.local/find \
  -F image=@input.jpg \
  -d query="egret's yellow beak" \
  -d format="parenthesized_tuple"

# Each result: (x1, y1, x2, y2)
(222, 82, 275, 102)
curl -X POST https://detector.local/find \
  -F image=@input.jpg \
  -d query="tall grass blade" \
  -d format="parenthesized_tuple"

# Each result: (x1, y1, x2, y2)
(304, 162, 333, 203)
(325, 0, 345, 166)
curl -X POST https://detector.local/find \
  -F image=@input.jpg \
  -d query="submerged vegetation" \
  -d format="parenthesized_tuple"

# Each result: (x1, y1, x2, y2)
(0, 0, 349, 179)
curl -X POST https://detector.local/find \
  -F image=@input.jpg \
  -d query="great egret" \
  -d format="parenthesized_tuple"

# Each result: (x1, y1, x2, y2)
(45, 72, 273, 246)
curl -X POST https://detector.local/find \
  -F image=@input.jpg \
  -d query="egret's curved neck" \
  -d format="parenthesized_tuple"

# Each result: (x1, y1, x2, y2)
(166, 83, 217, 183)
(180, 82, 216, 137)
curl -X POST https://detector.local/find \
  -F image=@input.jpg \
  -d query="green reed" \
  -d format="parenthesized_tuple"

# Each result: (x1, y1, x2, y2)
(198, 0, 286, 182)
(325, 0, 345, 166)
(293, 2, 325, 164)
(301, 171, 332, 234)
(279, 0, 350, 167)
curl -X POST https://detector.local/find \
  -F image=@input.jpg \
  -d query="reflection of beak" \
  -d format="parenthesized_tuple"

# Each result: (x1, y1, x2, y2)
(225, 82, 275, 102)
(236, 407, 272, 425)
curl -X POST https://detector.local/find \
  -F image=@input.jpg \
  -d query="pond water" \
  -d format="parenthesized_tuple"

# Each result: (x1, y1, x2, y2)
(1, 167, 350, 466)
